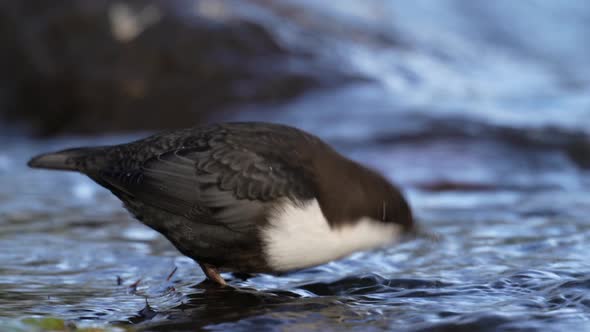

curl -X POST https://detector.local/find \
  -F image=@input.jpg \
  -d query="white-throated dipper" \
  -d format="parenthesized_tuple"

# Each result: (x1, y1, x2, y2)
(28, 122, 414, 286)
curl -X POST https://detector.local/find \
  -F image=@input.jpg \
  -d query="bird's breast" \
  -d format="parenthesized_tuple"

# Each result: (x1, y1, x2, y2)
(261, 198, 402, 272)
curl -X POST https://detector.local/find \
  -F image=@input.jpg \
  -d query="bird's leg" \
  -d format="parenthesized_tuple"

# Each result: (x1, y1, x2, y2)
(199, 262, 227, 286)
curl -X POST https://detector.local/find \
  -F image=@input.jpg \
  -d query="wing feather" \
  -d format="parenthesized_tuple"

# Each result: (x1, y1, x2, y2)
(95, 124, 318, 233)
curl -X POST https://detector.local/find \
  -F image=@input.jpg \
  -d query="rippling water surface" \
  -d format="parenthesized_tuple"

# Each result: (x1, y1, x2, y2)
(2, 1, 590, 331)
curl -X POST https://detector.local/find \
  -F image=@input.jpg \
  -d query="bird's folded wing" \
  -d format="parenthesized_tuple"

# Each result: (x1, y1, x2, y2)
(96, 143, 315, 232)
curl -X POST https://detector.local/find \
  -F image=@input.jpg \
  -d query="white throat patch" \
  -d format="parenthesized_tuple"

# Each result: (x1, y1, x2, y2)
(262, 199, 402, 272)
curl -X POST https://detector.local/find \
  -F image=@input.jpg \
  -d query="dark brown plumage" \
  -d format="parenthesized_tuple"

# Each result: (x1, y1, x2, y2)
(28, 122, 414, 285)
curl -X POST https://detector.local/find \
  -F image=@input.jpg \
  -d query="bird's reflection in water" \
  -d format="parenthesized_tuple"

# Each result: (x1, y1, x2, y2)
(130, 275, 368, 331)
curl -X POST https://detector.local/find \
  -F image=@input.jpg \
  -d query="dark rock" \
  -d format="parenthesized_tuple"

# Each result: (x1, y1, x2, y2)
(0, 0, 361, 136)
(564, 137, 590, 169)
(372, 115, 590, 170)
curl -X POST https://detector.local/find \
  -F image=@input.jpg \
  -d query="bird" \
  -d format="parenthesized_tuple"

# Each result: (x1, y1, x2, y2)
(28, 122, 415, 286)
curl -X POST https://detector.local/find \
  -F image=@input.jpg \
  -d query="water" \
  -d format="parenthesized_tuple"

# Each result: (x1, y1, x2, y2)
(1, 139, 589, 331)
(2, 1, 590, 331)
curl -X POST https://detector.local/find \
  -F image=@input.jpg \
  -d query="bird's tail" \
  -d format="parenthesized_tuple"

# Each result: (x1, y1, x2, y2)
(28, 147, 106, 172)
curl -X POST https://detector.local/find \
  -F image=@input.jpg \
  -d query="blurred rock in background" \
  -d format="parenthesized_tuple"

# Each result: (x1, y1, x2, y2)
(0, 0, 370, 136)
(1, 0, 589, 172)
